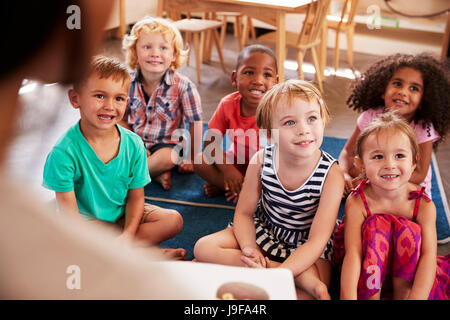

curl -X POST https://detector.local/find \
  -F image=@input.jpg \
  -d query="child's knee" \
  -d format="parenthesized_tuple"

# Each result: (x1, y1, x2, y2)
(193, 236, 212, 261)
(162, 156, 178, 171)
(149, 148, 178, 170)
(165, 209, 183, 234)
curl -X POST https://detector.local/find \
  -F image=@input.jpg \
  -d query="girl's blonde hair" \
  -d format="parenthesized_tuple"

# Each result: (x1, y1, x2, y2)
(356, 111, 419, 162)
(122, 17, 188, 71)
(256, 79, 329, 133)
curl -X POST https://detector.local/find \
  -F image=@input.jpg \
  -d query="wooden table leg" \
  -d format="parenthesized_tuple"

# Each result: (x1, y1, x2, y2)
(442, 12, 450, 61)
(275, 11, 286, 81)
(114, 0, 126, 39)
(157, 0, 163, 17)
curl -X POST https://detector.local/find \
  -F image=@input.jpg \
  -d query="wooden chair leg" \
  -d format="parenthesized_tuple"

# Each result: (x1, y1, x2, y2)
(233, 18, 238, 37)
(212, 29, 226, 72)
(186, 32, 191, 66)
(200, 30, 206, 63)
(296, 49, 305, 80)
(320, 24, 328, 78)
(205, 29, 213, 62)
(193, 32, 201, 83)
(242, 16, 256, 46)
(235, 15, 243, 51)
(311, 46, 324, 93)
(334, 30, 340, 72)
(346, 26, 354, 70)
(248, 17, 256, 43)
(242, 16, 249, 47)
(220, 16, 227, 49)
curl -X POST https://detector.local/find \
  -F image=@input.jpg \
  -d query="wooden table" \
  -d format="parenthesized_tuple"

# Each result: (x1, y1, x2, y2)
(157, 0, 315, 81)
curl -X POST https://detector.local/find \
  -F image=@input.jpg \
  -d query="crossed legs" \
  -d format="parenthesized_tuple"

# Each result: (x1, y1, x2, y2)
(194, 227, 332, 299)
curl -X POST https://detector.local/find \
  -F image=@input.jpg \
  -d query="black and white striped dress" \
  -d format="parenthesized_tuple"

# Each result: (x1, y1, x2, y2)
(254, 144, 336, 261)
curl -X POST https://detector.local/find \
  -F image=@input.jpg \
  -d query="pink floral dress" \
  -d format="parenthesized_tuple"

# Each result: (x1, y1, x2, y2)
(333, 180, 449, 300)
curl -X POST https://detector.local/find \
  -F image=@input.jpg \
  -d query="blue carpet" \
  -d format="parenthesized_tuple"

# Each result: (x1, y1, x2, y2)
(145, 130, 450, 259)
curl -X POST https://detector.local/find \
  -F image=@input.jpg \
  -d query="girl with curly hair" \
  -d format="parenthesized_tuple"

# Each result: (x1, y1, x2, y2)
(339, 53, 450, 196)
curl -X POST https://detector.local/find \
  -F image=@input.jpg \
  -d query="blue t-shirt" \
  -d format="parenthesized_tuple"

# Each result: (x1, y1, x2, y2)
(43, 121, 151, 222)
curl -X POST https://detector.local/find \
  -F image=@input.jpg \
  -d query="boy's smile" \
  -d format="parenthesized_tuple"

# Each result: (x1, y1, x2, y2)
(232, 51, 278, 113)
(69, 73, 129, 134)
(136, 31, 175, 78)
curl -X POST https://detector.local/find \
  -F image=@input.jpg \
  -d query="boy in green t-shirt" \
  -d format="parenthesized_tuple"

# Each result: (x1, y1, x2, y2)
(43, 56, 185, 259)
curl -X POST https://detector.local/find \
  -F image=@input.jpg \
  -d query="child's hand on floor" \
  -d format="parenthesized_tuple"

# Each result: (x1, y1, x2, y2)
(223, 168, 244, 203)
(224, 189, 239, 203)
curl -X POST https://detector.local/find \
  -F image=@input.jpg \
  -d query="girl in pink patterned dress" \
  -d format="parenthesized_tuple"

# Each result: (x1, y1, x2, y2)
(335, 112, 449, 300)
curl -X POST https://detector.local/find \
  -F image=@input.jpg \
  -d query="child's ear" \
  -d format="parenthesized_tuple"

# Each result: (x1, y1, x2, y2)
(412, 153, 419, 171)
(231, 71, 237, 88)
(68, 89, 81, 109)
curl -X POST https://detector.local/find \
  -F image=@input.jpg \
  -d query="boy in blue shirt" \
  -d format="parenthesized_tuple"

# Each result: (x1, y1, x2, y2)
(43, 56, 185, 258)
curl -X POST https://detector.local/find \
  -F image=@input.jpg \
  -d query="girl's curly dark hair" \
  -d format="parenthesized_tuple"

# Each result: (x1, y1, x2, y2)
(347, 53, 450, 146)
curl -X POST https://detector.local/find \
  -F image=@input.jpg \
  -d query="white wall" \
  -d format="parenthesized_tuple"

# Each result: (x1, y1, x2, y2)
(105, 0, 158, 30)
(327, 0, 447, 56)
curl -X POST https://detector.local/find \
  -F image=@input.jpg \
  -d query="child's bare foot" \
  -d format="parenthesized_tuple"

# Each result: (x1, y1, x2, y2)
(155, 171, 172, 190)
(162, 248, 186, 260)
(203, 183, 224, 197)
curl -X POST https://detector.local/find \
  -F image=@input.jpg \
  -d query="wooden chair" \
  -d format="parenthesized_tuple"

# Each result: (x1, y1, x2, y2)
(242, 15, 257, 46)
(216, 12, 257, 50)
(216, 12, 244, 50)
(170, 13, 226, 83)
(257, 0, 331, 92)
(326, 0, 359, 72)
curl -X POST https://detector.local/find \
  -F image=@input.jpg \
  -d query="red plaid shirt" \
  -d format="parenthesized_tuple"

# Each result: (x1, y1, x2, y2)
(125, 70, 202, 149)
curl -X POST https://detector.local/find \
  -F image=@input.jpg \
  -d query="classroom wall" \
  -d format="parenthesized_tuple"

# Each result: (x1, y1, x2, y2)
(357, 0, 449, 16)
(105, 0, 158, 30)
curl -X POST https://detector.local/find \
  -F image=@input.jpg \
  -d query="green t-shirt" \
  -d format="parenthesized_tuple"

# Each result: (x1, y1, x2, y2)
(43, 121, 151, 222)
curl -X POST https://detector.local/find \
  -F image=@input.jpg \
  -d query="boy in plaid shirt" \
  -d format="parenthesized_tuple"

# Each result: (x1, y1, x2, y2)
(121, 17, 203, 190)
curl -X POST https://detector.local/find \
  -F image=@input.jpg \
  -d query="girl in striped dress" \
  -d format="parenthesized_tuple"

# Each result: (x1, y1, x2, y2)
(194, 80, 345, 299)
